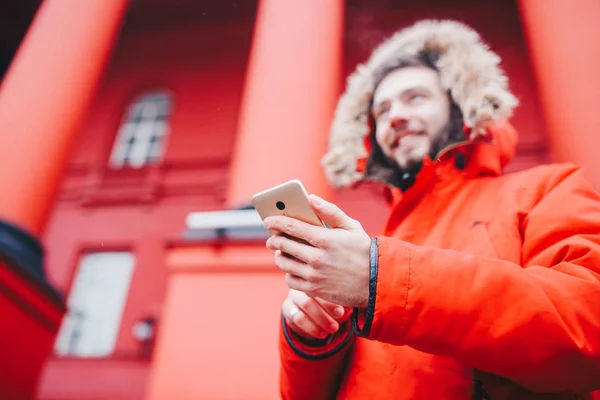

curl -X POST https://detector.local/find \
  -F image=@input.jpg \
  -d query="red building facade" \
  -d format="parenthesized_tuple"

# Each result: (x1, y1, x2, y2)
(0, 0, 598, 399)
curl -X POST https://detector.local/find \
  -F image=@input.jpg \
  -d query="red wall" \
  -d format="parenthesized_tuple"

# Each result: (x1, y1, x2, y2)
(37, 1, 551, 399)
(37, 17, 255, 400)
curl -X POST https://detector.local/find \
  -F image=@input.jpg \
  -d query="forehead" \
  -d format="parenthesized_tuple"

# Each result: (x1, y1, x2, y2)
(372, 66, 443, 105)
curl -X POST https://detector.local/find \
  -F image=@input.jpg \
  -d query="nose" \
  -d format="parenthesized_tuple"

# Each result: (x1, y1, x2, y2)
(389, 102, 409, 130)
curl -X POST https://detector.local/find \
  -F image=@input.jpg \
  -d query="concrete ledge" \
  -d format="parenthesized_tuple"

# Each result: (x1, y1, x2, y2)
(184, 209, 269, 242)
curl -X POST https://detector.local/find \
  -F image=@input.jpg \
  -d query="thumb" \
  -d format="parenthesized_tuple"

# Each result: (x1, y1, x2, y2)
(309, 194, 357, 230)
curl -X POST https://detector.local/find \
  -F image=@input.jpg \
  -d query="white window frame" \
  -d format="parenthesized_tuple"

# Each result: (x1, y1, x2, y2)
(110, 91, 173, 169)
(54, 251, 136, 358)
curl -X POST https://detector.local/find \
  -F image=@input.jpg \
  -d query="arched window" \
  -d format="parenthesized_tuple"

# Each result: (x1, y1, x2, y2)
(110, 91, 173, 169)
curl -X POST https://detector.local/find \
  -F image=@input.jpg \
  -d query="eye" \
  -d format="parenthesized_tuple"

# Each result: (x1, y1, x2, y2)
(374, 103, 390, 119)
(408, 93, 425, 103)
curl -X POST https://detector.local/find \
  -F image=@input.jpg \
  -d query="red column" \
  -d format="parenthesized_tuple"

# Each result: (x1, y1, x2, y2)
(518, 0, 600, 186)
(0, 0, 130, 235)
(227, 0, 344, 206)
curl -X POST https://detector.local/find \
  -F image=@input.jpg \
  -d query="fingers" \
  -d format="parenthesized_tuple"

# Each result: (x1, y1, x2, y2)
(309, 194, 360, 231)
(290, 291, 340, 334)
(314, 297, 352, 323)
(263, 215, 328, 248)
(283, 291, 345, 340)
(285, 272, 313, 295)
(283, 298, 330, 339)
(274, 251, 315, 283)
(267, 235, 322, 266)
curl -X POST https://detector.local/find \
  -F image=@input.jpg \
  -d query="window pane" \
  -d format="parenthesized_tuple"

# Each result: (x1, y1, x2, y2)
(109, 123, 136, 168)
(110, 91, 173, 169)
(128, 121, 155, 168)
(129, 102, 145, 123)
(149, 121, 169, 161)
(54, 252, 135, 357)
(139, 102, 158, 122)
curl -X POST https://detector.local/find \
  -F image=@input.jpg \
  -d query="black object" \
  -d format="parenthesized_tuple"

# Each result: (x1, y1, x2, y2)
(398, 171, 417, 192)
(455, 152, 467, 170)
(473, 379, 491, 400)
(0, 218, 63, 304)
(276, 201, 286, 211)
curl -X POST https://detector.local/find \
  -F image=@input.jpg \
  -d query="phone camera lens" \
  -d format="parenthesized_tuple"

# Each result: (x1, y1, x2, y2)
(276, 201, 286, 211)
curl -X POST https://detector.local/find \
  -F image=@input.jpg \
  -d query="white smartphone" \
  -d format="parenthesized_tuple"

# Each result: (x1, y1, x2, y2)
(251, 179, 325, 228)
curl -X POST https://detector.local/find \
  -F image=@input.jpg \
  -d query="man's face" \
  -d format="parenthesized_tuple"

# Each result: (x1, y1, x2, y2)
(371, 66, 451, 170)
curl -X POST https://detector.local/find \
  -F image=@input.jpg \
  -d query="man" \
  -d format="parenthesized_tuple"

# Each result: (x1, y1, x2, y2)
(263, 20, 600, 399)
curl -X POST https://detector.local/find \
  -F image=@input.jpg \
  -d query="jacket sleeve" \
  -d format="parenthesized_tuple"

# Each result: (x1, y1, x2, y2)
(279, 313, 354, 399)
(353, 165, 600, 393)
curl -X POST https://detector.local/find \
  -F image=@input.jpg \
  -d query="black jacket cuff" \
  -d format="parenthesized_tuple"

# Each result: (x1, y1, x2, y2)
(352, 237, 378, 337)
(282, 313, 354, 360)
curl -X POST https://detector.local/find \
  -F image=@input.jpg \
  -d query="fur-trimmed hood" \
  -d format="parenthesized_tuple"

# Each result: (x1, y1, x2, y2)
(321, 19, 519, 188)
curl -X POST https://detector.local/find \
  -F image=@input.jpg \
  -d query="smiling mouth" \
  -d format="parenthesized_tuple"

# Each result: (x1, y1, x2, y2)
(390, 131, 423, 149)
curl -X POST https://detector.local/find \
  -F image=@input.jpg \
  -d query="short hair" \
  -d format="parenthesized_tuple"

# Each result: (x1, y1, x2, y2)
(371, 51, 439, 96)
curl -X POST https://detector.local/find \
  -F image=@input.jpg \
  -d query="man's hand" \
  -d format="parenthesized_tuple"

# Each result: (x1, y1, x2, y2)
(265, 194, 371, 308)
(283, 289, 351, 340)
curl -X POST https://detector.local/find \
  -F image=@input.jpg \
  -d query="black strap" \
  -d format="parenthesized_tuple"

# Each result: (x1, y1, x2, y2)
(0, 218, 63, 304)
(472, 379, 491, 400)
(0, 219, 45, 281)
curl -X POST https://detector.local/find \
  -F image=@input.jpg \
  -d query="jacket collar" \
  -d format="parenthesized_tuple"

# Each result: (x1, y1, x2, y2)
(381, 120, 518, 213)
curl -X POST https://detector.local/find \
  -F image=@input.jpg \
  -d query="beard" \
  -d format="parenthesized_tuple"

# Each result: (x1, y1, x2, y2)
(363, 100, 465, 191)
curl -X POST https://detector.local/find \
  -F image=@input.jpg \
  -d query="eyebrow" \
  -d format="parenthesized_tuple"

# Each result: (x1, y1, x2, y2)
(373, 85, 431, 110)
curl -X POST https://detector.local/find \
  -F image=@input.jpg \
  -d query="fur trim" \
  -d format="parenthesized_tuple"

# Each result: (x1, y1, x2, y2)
(322, 20, 519, 188)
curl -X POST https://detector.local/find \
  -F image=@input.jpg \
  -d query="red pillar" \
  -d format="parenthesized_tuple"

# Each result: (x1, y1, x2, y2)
(227, 0, 344, 206)
(518, 0, 600, 186)
(0, 0, 130, 235)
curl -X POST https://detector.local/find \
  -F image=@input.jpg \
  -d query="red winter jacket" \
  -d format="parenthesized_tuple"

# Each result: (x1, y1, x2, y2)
(280, 122, 600, 399)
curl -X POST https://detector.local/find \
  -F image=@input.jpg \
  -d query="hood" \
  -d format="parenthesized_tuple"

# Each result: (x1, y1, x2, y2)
(321, 19, 519, 188)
